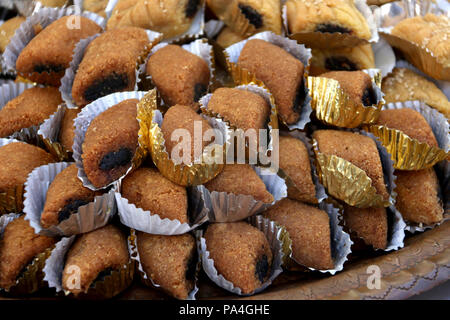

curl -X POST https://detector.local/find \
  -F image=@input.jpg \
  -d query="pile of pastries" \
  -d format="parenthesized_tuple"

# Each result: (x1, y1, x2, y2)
(0, 0, 448, 300)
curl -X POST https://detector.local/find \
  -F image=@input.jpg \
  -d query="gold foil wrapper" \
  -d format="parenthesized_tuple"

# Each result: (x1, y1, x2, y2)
(0, 185, 24, 215)
(6, 247, 54, 295)
(307, 70, 383, 128)
(313, 142, 391, 208)
(365, 125, 449, 170)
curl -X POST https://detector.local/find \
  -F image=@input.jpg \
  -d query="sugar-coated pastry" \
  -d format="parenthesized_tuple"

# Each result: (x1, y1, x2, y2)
(343, 205, 388, 250)
(391, 14, 449, 66)
(59, 108, 80, 153)
(161, 104, 213, 164)
(206, 0, 282, 35)
(285, 0, 371, 40)
(107, 0, 201, 39)
(263, 199, 334, 270)
(395, 169, 443, 225)
(313, 130, 389, 201)
(62, 224, 129, 295)
(121, 167, 188, 223)
(237, 39, 305, 125)
(320, 70, 377, 106)
(137, 232, 196, 299)
(216, 26, 245, 48)
(279, 135, 316, 204)
(72, 27, 150, 107)
(381, 68, 450, 118)
(15, 16, 102, 86)
(375, 108, 438, 148)
(82, 99, 139, 188)
(41, 164, 104, 228)
(204, 222, 272, 294)
(83, 0, 108, 17)
(0, 87, 62, 138)
(0, 142, 55, 192)
(310, 44, 375, 75)
(146, 44, 210, 109)
(0, 16, 26, 53)
(0, 216, 56, 290)
(204, 164, 274, 203)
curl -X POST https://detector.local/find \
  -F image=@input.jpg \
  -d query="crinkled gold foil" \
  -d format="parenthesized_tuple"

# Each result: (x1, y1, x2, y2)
(307, 71, 383, 128)
(7, 246, 53, 295)
(313, 142, 391, 208)
(381, 33, 450, 81)
(146, 97, 225, 187)
(365, 125, 449, 170)
(136, 90, 156, 164)
(0, 185, 24, 215)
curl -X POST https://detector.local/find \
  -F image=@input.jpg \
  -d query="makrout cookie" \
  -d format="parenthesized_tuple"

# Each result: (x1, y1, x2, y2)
(279, 135, 316, 204)
(216, 26, 245, 48)
(204, 164, 274, 203)
(107, 0, 201, 39)
(206, 0, 282, 35)
(263, 199, 334, 270)
(72, 27, 150, 107)
(313, 130, 389, 202)
(146, 44, 210, 109)
(83, 0, 108, 17)
(0, 216, 56, 290)
(320, 70, 377, 106)
(204, 222, 272, 294)
(15, 16, 101, 86)
(381, 68, 450, 117)
(58, 108, 80, 153)
(82, 99, 139, 188)
(40, 164, 104, 229)
(285, 0, 371, 40)
(343, 205, 388, 250)
(136, 232, 196, 299)
(237, 39, 305, 125)
(395, 169, 443, 225)
(161, 104, 214, 164)
(375, 108, 438, 147)
(0, 86, 62, 138)
(0, 142, 55, 193)
(0, 16, 26, 53)
(62, 224, 129, 295)
(121, 167, 188, 223)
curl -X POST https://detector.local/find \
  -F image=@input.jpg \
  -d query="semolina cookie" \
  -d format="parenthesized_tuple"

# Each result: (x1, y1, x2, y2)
(83, 0, 109, 17)
(216, 26, 245, 48)
(0, 16, 26, 53)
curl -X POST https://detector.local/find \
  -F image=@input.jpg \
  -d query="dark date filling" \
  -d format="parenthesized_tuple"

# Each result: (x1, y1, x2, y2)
(33, 64, 65, 73)
(91, 268, 113, 286)
(58, 199, 90, 223)
(315, 23, 351, 34)
(325, 57, 358, 71)
(99, 148, 134, 171)
(83, 72, 129, 103)
(238, 4, 263, 29)
(255, 254, 270, 283)
(193, 83, 207, 102)
(185, 0, 199, 18)
(292, 79, 306, 114)
(362, 87, 377, 106)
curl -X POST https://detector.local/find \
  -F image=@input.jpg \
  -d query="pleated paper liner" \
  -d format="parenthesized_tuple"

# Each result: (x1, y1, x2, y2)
(60, 30, 162, 109)
(281, 0, 379, 49)
(38, 104, 72, 161)
(0, 138, 26, 214)
(376, 0, 449, 80)
(197, 215, 284, 296)
(364, 101, 449, 171)
(127, 229, 199, 300)
(73, 90, 152, 191)
(199, 83, 278, 167)
(279, 131, 327, 205)
(23, 162, 116, 237)
(307, 69, 384, 128)
(43, 235, 135, 299)
(0, 213, 55, 295)
(224, 31, 312, 130)
(312, 130, 396, 208)
(2, 6, 106, 83)
(191, 166, 287, 223)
